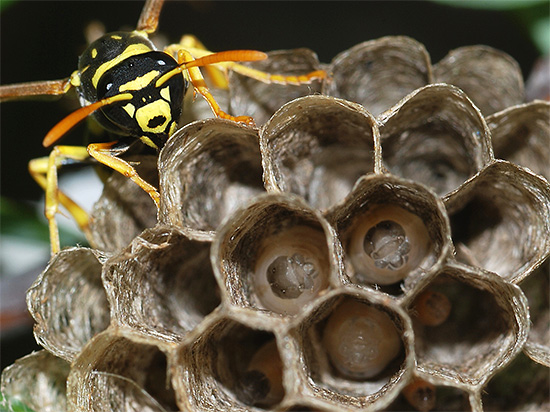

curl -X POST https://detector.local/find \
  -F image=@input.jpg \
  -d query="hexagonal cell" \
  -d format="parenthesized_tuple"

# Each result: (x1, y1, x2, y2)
(261, 95, 380, 211)
(404, 261, 529, 388)
(384, 379, 471, 412)
(89, 154, 158, 253)
(519, 258, 549, 366)
(103, 225, 220, 346)
(327, 36, 431, 117)
(173, 316, 286, 411)
(446, 160, 550, 282)
(229, 49, 324, 125)
(487, 100, 550, 181)
(482, 352, 549, 411)
(293, 290, 414, 410)
(26, 247, 110, 362)
(159, 118, 264, 234)
(328, 174, 451, 295)
(213, 193, 343, 316)
(1, 350, 70, 412)
(68, 329, 178, 412)
(433, 46, 524, 116)
(379, 84, 492, 197)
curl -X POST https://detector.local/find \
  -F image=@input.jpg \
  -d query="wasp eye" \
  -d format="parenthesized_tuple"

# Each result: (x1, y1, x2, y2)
(322, 299, 402, 379)
(97, 72, 116, 99)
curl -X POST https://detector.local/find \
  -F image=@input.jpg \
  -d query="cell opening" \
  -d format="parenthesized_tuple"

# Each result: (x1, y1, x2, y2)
(409, 274, 514, 382)
(347, 204, 432, 289)
(203, 321, 286, 410)
(301, 295, 408, 400)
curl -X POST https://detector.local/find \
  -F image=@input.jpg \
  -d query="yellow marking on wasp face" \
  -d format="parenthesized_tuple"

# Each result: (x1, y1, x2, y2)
(122, 103, 136, 118)
(119, 70, 160, 92)
(135, 99, 171, 133)
(140, 136, 158, 149)
(91, 48, 98, 59)
(91, 43, 152, 88)
(160, 86, 171, 101)
(111, 35, 122, 40)
(169, 121, 177, 136)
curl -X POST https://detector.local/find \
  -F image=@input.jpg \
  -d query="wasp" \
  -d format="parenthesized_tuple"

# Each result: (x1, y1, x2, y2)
(0, 0, 325, 255)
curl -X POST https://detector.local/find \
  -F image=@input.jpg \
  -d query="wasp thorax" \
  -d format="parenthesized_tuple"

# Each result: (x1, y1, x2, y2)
(349, 205, 431, 285)
(322, 299, 402, 379)
(254, 226, 330, 315)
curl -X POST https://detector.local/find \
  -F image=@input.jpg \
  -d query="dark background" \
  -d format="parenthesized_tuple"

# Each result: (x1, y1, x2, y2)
(0, 1, 543, 369)
(0, 0, 542, 202)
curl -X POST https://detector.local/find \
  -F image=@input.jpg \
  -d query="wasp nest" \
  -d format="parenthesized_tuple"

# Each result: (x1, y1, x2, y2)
(2, 37, 549, 412)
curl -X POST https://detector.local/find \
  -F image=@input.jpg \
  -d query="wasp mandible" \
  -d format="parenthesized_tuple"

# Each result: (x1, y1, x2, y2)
(0, 0, 326, 255)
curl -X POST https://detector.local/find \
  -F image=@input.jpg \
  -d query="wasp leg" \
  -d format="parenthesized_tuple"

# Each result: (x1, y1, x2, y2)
(166, 34, 326, 89)
(166, 35, 229, 89)
(87, 142, 160, 207)
(137, 0, 164, 33)
(28, 146, 94, 255)
(175, 49, 256, 126)
(0, 78, 72, 102)
(226, 63, 326, 86)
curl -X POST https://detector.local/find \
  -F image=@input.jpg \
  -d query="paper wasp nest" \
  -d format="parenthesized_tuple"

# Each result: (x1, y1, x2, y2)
(2, 37, 549, 412)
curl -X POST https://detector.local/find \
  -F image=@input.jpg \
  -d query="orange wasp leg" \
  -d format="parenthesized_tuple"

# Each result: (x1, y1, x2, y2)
(87, 142, 160, 207)
(28, 147, 94, 255)
(228, 63, 326, 86)
(166, 34, 327, 88)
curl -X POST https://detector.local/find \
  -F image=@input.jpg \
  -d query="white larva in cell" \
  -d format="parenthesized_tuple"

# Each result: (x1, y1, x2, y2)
(253, 226, 330, 315)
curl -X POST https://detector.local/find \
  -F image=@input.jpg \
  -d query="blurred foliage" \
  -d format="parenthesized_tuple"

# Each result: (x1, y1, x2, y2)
(1, 198, 49, 244)
(433, 0, 550, 54)
(0, 393, 36, 412)
(0, 0, 15, 12)
(433, 0, 546, 9)
(1, 197, 87, 249)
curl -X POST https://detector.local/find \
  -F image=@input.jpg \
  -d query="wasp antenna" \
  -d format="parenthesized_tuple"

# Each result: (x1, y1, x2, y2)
(187, 50, 268, 69)
(156, 50, 267, 87)
(43, 93, 133, 147)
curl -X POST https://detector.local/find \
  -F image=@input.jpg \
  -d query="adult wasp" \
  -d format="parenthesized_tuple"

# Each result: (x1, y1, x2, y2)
(0, 0, 325, 255)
